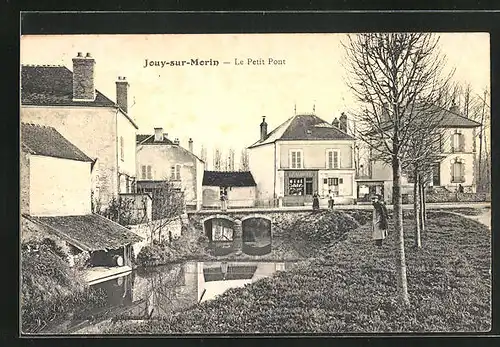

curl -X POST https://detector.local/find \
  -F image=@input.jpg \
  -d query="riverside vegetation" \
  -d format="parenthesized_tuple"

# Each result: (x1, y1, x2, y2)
(106, 210, 490, 333)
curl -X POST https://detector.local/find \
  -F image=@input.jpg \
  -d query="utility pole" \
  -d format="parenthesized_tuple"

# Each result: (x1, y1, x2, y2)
(478, 89, 487, 191)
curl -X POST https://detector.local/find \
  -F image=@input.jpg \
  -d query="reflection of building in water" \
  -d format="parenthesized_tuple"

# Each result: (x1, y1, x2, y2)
(212, 220, 234, 241)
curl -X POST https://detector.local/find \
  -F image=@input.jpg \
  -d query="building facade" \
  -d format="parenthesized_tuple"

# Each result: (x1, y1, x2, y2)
(21, 123, 94, 217)
(20, 53, 139, 210)
(357, 105, 481, 203)
(248, 114, 357, 206)
(202, 171, 257, 208)
(136, 128, 205, 210)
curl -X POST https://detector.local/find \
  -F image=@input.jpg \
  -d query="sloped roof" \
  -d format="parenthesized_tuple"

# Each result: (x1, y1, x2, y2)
(366, 105, 481, 136)
(249, 114, 355, 148)
(203, 171, 257, 187)
(21, 65, 138, 129)
(136, 134, 174, 145)
(23, 214, 143, 252)
(21, 123, 94, 162)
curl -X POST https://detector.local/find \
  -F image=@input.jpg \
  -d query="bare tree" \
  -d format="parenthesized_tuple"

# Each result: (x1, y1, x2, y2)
(240, 148, 250, 171)
(199, 144, 208, 165)
(213, 147, 222, 171)
(343, 33, 453, 306)
(225, 148, 235, 171)
(147, 180, 185, 244)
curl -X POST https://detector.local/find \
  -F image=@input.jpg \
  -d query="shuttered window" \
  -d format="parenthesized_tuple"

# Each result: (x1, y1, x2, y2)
(171, 164, 182, 180)
(452, 131, 465, 152)
(327, 150, 340, 169)
(290, 150, 303, 169)
(141, 165, 147, 179)
(451, 159, 465, 183)
(146, 165, 152, 179)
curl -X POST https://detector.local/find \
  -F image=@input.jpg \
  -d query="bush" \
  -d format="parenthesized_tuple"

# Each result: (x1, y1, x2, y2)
(286, 210, 360, 257)
(137, 229, 211, 268)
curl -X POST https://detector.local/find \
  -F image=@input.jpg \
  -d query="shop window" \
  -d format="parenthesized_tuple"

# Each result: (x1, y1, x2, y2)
(288, 178, 304, 195)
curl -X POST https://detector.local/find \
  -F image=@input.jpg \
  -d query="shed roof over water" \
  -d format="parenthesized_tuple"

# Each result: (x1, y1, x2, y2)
(22, 214, 143, 251)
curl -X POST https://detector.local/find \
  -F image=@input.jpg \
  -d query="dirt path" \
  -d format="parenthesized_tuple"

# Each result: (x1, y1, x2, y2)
(444, 209, 491, 230)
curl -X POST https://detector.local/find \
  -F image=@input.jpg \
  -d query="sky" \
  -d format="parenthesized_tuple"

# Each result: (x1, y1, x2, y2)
(20, 33, 490, 168)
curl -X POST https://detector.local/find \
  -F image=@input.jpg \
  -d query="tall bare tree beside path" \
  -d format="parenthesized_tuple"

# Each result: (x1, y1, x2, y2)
(343, 33, 453, 306)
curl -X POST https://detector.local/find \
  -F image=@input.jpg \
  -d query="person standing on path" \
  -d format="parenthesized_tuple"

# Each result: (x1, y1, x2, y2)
(220, 188, 228, 212)
(312, 191, 320, 211)
(328, 190, 335, 210)
(371, 194, 389, 246)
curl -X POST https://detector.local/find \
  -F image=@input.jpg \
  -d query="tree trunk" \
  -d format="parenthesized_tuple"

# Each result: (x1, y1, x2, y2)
(419, 182, 426, 233)
(413, 170, 421, 248)
(393, 156, 410, 306)
(422, 182, 427, 224)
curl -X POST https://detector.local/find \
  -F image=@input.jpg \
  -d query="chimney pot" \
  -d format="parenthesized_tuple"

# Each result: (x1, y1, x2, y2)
(77, 52, 83, 57)
(86, 52, 92, 58)
(188, 138, 194, 152)
(154, 128, 164, 142)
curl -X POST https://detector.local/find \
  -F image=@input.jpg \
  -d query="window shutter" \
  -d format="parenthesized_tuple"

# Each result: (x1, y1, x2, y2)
(333, 151, 339, 168)
(141, 165, 146, 179)
(459, 134, 465, 152)
(291, 151, 296, 168)
(147, 165, 152, 179)
(451, 133, 455, 153)
(460, 162, 465, 182)
(170, 166, 175, 180)
(451, 161, 455, 182)
(297, 152, 302, 168)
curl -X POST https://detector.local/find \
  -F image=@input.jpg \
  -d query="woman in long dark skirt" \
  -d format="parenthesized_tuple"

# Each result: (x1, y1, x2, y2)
(312, 191, 320, 211)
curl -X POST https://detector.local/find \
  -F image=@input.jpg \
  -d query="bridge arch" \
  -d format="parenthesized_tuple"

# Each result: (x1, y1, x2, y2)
(241, 215, 272, 255)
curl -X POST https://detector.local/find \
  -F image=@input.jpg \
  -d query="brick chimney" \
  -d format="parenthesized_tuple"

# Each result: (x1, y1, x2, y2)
(260, 116, 268, 141)
(72, 52, 96, 101)
(339, 113, 348, 132)
(116, 76, 129, 114)
(332, 117, 339, 128)
(449, 102, 460, 114)
(154, 127, 164, 142)
(188, 138, 193, 152)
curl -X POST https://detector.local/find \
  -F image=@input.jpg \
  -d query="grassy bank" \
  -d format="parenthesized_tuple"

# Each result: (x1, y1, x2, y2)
(107, 211, 490, 333)
(21, 238, 107, 334)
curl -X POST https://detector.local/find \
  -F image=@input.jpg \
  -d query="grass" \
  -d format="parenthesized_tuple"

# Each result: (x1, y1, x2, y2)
(105, 210, 491, 334)
(21, 238, 107, 334)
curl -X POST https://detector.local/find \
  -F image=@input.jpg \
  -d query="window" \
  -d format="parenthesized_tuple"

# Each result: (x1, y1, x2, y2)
(451, 158, 465, 183)
(141, 165, 152, 179)
(120, 136, 124, 161)
(327, 150, 340, 169)
(328, 178, 339, 186)
(290, 150, 303, 169)
(170, 164, 182, 180)
(288, 178, 304, 195)
(452, 131, 465, 152)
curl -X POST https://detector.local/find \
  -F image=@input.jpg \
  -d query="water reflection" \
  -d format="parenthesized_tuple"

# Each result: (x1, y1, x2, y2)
(60, 261, 294, 333)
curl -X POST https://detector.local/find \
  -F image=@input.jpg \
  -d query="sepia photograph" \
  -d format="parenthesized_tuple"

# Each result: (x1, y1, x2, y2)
(19, 31, 491, 335)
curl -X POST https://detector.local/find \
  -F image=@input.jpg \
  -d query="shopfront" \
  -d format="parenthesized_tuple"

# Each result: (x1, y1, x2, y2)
(282, 170, 318, 206)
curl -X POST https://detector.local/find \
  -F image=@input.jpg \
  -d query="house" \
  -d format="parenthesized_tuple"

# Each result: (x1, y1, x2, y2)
(21, 123, 94, 216)
(136, 128, 205, 211)
(202, 171, 257, 208)
(357, 104, 481, 203)
(20, 52, 139, 211)
(247, 113, 357, 207)
(20, 123, 143, 276)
